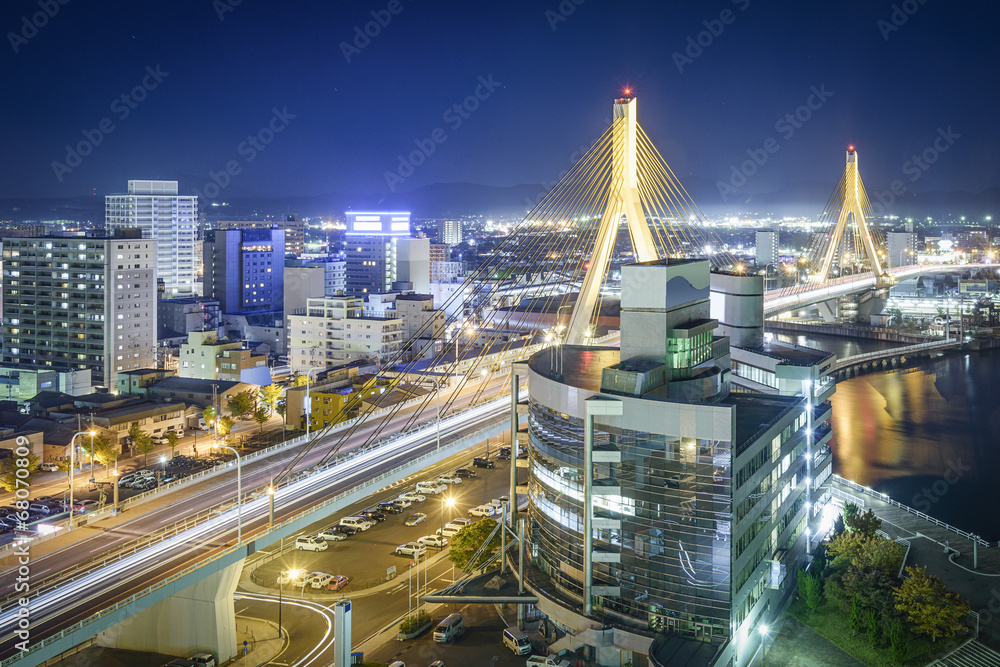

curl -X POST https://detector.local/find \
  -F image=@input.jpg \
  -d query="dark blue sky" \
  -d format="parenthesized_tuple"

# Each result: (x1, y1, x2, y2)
(2, 0, 998, 202)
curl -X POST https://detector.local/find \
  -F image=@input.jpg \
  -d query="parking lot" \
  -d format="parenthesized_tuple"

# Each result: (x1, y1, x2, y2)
(251, 455, 522, 594)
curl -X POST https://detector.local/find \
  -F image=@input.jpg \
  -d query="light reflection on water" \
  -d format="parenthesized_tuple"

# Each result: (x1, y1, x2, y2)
(775, 333, 1000, 540)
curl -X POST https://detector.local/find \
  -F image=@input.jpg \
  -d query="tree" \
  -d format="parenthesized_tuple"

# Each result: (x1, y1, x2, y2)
(894, 566, 970, 642)
(849, 599, 865, 636)
(91, 436, 120, 477)
(827, 531, 905, 577)
(252, 406, 269, 433)
(889, 618, 908, 663)
(129, 423, 155, 466)
(202, 406, 216, 427)
(259, 384, 283, 413)
(164, 430, 180, 458)
(0, 452, 39, 493)
(796, 567, 823, 611)
(811, 541, 829, 579)
(217, 416, 235, 438)
(843, 565, 897, 616)
(867, 608, 883, 647)
(843, 502, 859, 524)
(845, 507, 882, 537)
(290, 374, 309, 387)
(448, 517, 501, 570)
(227, 390, 255, 421)
(276, 398, 286, 421)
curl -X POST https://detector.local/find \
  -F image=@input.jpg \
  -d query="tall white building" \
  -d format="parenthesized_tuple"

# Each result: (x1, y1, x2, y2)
(106, 180, 198, 296)
(286, 296, 403, 370)
(755, 229, 779, 267)
(442, 219, 462, 246)
(887, 228, 919, 267)
(2, 231, 157, 389)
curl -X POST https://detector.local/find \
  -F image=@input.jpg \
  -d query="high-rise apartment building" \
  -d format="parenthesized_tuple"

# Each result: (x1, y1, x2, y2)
(515, 259, 833, 667)
(203, 227, 285, 314)
(886, 224, 919, 267)
(442, 219, 462, 246)
(286, 296, 402, 370)
(2, 231, 157, 388)
(344, 212, 428, 294)
(217, 217, 303, 257)
(105, 180, 197, 296)
(755, 228, 779, 267)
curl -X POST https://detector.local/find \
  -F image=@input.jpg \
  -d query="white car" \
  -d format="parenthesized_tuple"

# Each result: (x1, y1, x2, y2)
(38, 462, 60, 472)
(308, 572, 334, 589)
(469, 504, 495, 517)
(295, 536, 328, 552)
(339, 516, 373, 531)
(437, 474, 461, 485)
(277, 569, 309, 586)
(399, 491, 426, 503)
(525, 656, 571, 667)
(393, 497, 413, 509)
(405, 512, 427, 526)
(417, 534, 448, 548)
(395, 542, 427, 557)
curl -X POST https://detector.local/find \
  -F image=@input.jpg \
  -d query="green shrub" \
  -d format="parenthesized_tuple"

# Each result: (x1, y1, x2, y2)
(399, 610, 431, 634)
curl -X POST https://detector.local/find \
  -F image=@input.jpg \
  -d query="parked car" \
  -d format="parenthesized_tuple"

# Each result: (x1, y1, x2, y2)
(404, 512, 427, 526)
(415, 481, 446, 495)
(437, 474, 461, 485)
(472, 456, 495, 469)
(37, 462, 60, 472)
(377, 501, 403, 514)
(496, 447, 511, 460)
(469, 504, 495, 517)
(360, 509, 386, 523)
(395, 542, 427, 557)
(392, 498, 412, 510)
(417, 534, 448, 548)
(308, 572, 334, 589)
(399, 491, 425, 503)
(161, 660, 198, 667)
(339, 516, 373, 531)
(295, 536, 328, 552)
(276, 569, 308, 586)
(525, 656, 571, 667)
(317, 528, 348, 541)
(189, 654, 216, 667)
(76, 500, 99, 512)
(327, 574, 350, 591)
(454, 468, 477, 478)
(332, 525, 358, 536)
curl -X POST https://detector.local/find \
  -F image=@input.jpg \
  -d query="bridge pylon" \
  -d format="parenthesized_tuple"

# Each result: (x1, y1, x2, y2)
(813, 147, 894, 287)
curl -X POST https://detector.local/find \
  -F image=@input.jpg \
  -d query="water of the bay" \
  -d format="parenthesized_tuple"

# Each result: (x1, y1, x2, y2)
(772, 332, 1000, 541)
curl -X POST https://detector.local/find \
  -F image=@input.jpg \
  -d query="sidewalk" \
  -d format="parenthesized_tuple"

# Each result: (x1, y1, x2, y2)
(225, 617, 287, 667)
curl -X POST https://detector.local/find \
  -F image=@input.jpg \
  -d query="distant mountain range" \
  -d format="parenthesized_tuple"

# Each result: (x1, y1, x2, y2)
(1, 181, 997, 224)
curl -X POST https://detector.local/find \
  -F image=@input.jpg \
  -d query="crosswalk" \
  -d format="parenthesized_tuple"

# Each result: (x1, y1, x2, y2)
(935, 640, 1000, 666)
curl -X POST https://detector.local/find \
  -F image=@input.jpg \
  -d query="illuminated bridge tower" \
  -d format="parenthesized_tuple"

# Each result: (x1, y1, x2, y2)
(565, 94, 658, 345)
(813, 147, 893, 286)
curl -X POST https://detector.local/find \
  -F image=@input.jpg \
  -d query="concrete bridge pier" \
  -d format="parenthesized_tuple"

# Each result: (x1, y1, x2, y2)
(96, 557, 244, 663)
(817, 299, 838, 322)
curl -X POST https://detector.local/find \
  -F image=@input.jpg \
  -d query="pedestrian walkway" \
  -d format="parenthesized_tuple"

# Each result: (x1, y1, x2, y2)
(766, 617, 864, 667)
(933, 640, 1000, 666)
(829, 477, 1000, 650)
(224, 616, 286, 667)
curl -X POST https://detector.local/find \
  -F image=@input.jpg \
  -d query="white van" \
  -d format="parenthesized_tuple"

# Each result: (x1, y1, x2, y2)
(415, 481, 446, 495)
(295, 536, 328, 552)
(502, 626, 532, 655)
(339, 516, 373, 531)
(433, 613, 464, 643)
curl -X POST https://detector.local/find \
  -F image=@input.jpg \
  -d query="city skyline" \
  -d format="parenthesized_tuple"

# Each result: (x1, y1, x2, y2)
(3, 0, 999, 208)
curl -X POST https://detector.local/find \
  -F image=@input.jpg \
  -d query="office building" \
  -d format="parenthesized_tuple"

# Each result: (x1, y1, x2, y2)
(754, 229, 779, 268)
(284, 257, 347, 314)
(2, 231, 158, 389)
(442, 219, 463, 246)
(105, 180, 197, 295)
(344, 212, 429, 295)
(203, 227, 285, 314)
(218, 217, 304, 257)
(886, 225, 919, 268)
(157, 298, 221, 337)
(178, 330, 269, 383)
(287, 296, 402, 370)
(515, 260, 833, 667)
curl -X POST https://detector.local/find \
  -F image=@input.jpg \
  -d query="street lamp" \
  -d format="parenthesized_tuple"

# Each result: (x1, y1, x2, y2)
(217, 444, 243, 544)
(68, 430, 94, 531)
(760, 624, 769, 666)
(111, 468, 120, 512)
(279, 567, 302, 641)
(304, 367, 320, 439)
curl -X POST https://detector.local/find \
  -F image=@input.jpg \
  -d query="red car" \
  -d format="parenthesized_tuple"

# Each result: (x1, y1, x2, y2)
(327, 575, 350, 592)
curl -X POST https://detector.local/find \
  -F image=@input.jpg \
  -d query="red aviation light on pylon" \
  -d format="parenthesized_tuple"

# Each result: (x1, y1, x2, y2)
(848, 144, 856, 152)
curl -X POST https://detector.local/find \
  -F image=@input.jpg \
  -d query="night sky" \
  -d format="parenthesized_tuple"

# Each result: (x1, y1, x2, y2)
(3, 0, 999, 204)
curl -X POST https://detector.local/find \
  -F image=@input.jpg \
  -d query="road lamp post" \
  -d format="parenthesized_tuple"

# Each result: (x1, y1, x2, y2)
(111, 468, 120, 512)
(304, 367, 320, 440)
(68, 430, 94, 531)
(218, 444, 243, 544)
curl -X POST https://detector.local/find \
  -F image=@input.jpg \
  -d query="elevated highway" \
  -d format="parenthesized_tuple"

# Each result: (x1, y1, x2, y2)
(762, 263, 994, 317)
